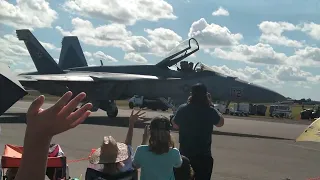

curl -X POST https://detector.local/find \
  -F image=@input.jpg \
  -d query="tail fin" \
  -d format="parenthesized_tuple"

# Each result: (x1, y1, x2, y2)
(16, 29, 64, 74)
(59, 36, 88, 69)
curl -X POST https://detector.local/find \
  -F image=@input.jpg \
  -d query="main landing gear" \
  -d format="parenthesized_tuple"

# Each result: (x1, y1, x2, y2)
(74, 100, 118, 118)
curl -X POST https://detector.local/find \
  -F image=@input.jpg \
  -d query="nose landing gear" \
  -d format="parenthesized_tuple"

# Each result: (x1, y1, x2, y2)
(106, 100, 118, 118)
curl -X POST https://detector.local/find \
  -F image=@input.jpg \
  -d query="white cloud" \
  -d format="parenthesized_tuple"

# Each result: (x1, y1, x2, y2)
(62, 0, 177, 25)
(210, 64, 318, 91)
(209, 43, 287, 65)
(258, 21, 303, 48)
(188, 18, 243, 48)
(124, 52, 147, 63)
(83, 51, 92, 58)
(144, 28, 183, 55)
(207, 42, 320, 67)
(0, 34, 29, 65)
(300, 22, 320, 40)
(287, 46, 320, 67)
(212, 7, 229, 16)
(258, 21, 320, 45)
(268, 65, 311, 82)
(56, 18, 183, 57)
(0, 0, 58, 29)
(93, 51, 118, 62)
(40, 41, 60, 51)
(56, 18, 133, 51)
(210, 65, 280, 85)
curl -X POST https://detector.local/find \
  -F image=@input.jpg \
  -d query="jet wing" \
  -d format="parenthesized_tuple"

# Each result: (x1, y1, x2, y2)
(18, 72, 167, 82)
(0, 63, 28, 115)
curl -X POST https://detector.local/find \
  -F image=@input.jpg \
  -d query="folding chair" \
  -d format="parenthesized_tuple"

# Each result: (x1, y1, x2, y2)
(1, 144, 68, 180)
(85, 148, 138, 180)
(85, 168, 138, 180)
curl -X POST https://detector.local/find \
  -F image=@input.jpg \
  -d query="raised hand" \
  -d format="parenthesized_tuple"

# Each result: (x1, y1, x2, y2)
(129, 109, 146, 125)
(26, 91, 93, 138)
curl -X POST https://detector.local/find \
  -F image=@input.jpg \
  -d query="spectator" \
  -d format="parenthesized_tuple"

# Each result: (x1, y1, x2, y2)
(47, 143, 69, 180)
(5, 144, 68, 180)
(133, 116, 183, 180)
(15, 91, 93, 180)
(174, 155, 195, 180)
(86, 110, 145, 178)
(171, 83, 224, 180)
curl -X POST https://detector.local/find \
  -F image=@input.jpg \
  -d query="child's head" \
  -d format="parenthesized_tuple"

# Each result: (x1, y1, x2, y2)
(148, 116, 174, 154)
(174, 156, 195, 180)
(89, 136, 130, 174)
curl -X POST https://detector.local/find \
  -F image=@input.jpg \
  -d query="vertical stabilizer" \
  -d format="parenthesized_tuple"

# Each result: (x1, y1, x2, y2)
(16, 29, 64, 74)
(59, 36, 88, 69)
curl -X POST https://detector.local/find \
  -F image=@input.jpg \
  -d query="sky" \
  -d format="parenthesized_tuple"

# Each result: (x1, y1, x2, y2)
(1, 0, 320, 101)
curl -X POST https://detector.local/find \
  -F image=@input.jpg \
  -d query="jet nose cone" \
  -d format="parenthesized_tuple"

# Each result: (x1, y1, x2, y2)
(270, 91, 287, 102)
(245, 83, 287, 103)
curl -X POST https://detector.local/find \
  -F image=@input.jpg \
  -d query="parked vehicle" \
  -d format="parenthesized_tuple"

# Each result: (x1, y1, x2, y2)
(229, 103, 250, 116)
(269, 104, 292, 118)
(300, 105, 320, 120)
(213, 103, 229, 114)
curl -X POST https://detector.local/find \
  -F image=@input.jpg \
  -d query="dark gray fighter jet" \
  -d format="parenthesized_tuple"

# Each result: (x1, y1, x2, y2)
(3, 29, 287, 118)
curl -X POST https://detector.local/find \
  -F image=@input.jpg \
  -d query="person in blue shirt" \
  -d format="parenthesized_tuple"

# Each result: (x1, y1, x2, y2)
(133, 116, 183, 180)
(171, 83, 225, 180)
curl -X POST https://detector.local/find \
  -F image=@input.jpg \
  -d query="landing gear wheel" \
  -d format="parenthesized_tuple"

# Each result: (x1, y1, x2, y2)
(129, 102, 134, 109)
(107, 107, 118, 118)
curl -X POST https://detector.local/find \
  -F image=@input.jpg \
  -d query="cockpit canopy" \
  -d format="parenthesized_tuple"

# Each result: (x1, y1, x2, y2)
(170, 60, 226, 76)
(159, 37, 251, 84)
(156, 38, 199, 68)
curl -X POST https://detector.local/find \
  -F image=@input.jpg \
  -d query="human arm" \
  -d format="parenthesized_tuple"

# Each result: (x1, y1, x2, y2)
(172, 148, 183, 168)
(171, 105, 185, 130)
(125, 110, 146, 145)
(15, 130, 52, 180)
(15, 91, 92, 180)
(212, 108, 224, 127)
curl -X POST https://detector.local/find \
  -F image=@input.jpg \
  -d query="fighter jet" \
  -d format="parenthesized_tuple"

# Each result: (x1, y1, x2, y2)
(4, 29, 287, 118)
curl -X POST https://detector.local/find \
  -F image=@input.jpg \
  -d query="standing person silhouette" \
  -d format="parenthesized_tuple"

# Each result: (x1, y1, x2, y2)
(171, 83, 224, 180)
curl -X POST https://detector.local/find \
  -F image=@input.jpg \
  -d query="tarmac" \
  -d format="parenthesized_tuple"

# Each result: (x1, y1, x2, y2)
(0, 101, 320, 180)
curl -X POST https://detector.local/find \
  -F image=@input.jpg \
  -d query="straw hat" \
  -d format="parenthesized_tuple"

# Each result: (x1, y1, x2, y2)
(89, 136, 129, 164)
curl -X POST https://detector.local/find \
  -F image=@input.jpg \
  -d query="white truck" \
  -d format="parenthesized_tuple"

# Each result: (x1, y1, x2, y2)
(269, 104, 292, 119)
(128, 95, 169, 111)
(229, 103, 250, 116)
(213, 104, 229, 114)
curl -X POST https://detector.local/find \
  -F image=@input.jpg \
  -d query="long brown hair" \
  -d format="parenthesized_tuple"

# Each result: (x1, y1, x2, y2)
(187, 92, 212, 107)
(148, 116, 175, 154)
(102, 162, 125, 174)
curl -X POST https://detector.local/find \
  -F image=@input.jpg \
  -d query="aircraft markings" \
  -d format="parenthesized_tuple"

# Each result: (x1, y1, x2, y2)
(230, 87, 243, 98)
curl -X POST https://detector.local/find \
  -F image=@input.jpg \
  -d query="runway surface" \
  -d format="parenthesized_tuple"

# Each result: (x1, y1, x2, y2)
(0, 101, 320, 180)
